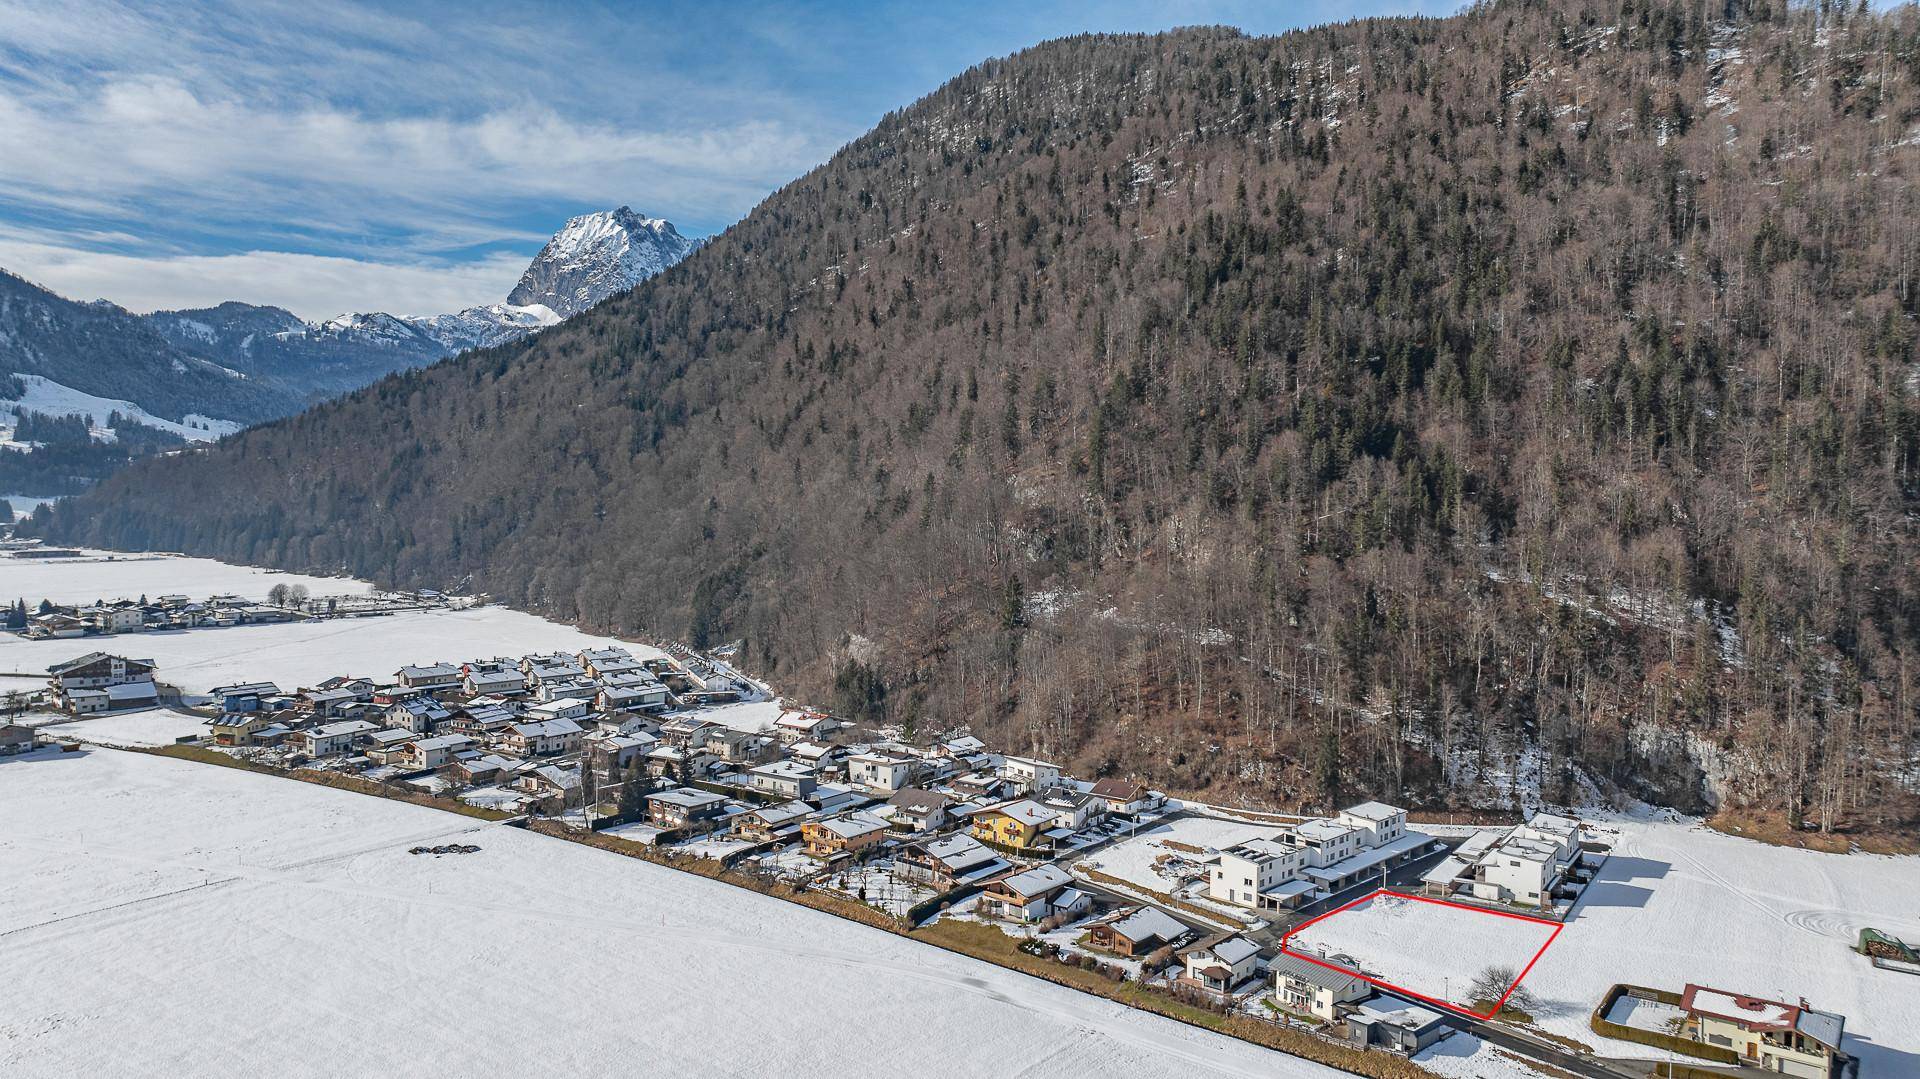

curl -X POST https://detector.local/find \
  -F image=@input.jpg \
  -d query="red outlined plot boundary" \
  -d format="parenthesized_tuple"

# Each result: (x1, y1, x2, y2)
(1277, 887, 1563, 1021)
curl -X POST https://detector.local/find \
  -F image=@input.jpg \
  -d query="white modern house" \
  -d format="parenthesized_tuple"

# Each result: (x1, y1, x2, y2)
(1206, 801, 1436, 911)
(999, 755, 1062, 793)
(846, 750, 915, 795)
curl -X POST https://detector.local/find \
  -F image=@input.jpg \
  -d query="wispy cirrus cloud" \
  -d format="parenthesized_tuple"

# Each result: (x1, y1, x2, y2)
(0, 0, 1459, 319)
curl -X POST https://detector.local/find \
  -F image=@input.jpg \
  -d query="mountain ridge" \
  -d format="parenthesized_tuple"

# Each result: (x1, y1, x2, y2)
(35, 6, 1920, 833)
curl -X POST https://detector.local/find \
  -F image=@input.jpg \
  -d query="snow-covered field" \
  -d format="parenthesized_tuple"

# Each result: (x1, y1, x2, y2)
(1283, 891, 1560, 1013)
(1, 547, 362, 605)
(0, 549, 677, 698)
(1290, 814, 1920, 1071)
(0, 748, 1342, 1079)
(32, 709, 208, 747)
(1526, 815, 1920, 1071)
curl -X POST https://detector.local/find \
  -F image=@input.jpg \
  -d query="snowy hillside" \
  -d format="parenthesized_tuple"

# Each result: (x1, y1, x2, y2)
(506, 206, 699, 317)
(1, 374, 239, 442)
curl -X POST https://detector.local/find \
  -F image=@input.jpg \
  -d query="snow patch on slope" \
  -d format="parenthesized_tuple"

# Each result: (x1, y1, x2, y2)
(0, 374, 240, 442)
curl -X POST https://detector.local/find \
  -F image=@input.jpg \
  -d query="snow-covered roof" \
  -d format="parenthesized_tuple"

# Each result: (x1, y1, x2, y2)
(1207, 936, 1261, 966)
(1271, 950, 1367, 994)
(649, 787, 726, 810)
(1292, 818, 1359, 844)
(309, 720, 378, 738)
(1106, 906, 1189, 945)
(813, 811, 888, 839)
(981, 799, 1055, 828)
(997, 863, 1072, 899)
(1340, 800, 1403, 822)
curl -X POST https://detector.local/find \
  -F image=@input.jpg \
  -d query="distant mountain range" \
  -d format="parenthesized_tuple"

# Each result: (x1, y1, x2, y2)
(0, 207, 697, 435)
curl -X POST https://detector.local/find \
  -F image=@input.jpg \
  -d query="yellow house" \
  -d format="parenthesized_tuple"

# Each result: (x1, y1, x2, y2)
(802, 811, 889, 859)
(969, 799, 1058, 851)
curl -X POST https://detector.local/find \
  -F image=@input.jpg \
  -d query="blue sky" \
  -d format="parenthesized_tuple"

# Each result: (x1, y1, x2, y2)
(0, 0, 1454, 319)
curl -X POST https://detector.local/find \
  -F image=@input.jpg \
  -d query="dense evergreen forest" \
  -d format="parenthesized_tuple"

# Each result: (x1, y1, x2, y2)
(39, 0, 1920, 837)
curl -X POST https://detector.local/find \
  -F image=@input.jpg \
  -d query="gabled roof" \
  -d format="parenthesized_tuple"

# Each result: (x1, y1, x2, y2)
(996, 863, 1073, 899)
(980, 799, 1055, 828)
(1103, 906, 1190, 946)
(887, 787, 951, 813)
(1681, 984, 1845, 1048)
(1089, 777, 1148, 801)
(1271, 950, 1368, 994)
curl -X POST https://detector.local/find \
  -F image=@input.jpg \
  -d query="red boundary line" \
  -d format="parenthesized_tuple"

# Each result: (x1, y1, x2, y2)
(1278, 887, 1563, 1021)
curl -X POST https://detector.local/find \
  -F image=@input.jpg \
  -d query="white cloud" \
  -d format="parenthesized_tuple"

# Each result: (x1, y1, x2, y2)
(0, 236, 532, 321)
(0, 75, 828, 244)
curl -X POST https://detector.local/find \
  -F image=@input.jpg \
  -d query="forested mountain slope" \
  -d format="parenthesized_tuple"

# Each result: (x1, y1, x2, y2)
(40, 0, 1920, 836)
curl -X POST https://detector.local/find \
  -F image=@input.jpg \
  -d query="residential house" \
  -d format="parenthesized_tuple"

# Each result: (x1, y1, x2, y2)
(970, 799, 1059, 851)
(85, 604, 147, 634)
(999, 755, 1062, 794)
(647, 787, 729, 829)
(598, 677, 670, 713)
(462, 664, 526, 697)
(210, 712, 283, 746)
(48, 653, 157, 696)
(452, 753, 522, 786)
(1680, 985, 1848, 1078)
(1088, 778, 1159, 818)
(444, 703, 518, 738)
(977, 864, 1090, 923)
(403, 734, 473, 770)
(1179, 936, 1263, 997)
(1086, 906, 1193, 958)
(1462, 812, 1586, 908)
(500, 718, 584, 757)
(303, 684, 372, 718)
(526, 697, 592, 723)
(1038, 786, 1104, 832)
(302, 719, 378, 757)
(29, 613, 88, 638)
(1271, 950, 1371, 1020)
(749, 760, 818, 800)
(517, 763, 582, 806)
(387, 695, 452, 735)
(733, 800, 817, 843)
(395, 663, 462, 692)
(773, 710, 839, 745)
(895, 833, 1009, 889)
(208, 682, 280, 713)
(0, 723, 35, 755)
(1209, 801, 1435, 911)
(700, 726, 760, 764)
(1347, 995, 1453, 1051)
(847, 750, 916, 795)
(884, 788, 952, 834)
(801, 811, 890, 859)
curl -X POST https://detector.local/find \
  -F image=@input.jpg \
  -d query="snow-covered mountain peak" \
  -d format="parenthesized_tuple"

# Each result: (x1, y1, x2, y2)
(507, 206, 699, 317)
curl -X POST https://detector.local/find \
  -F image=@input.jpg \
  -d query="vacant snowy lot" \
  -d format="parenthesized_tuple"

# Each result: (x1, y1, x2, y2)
(0, 748, 1342, 1079)
(1283, 891, 1560, 1014)
(1522, 815, 1920, 1071)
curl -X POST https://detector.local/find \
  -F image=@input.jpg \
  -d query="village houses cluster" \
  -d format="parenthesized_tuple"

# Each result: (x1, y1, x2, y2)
(9, 586, 458, 640)
(17, 644, 1864, 1073)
